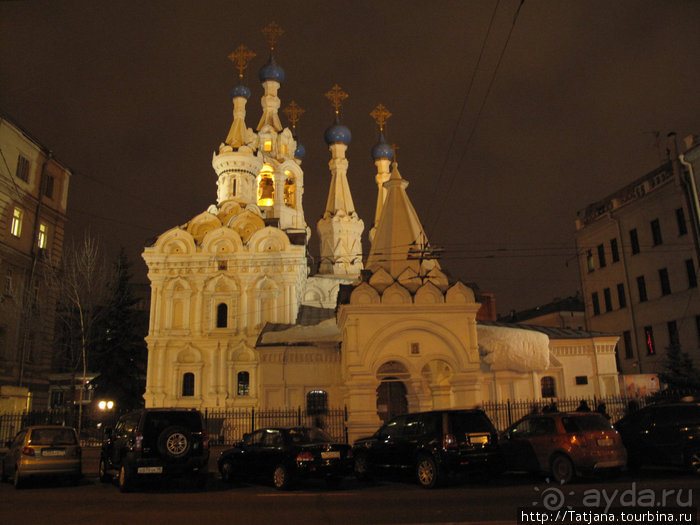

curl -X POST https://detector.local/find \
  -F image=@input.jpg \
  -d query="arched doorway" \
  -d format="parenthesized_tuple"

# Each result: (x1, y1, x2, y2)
(376, 361, 410, 422)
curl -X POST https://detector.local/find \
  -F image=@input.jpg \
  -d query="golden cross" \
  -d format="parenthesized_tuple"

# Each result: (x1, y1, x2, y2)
(228, 44, 256, 79)
(325, 84, 349, 116)
(262, 22, 284, 51)
(283, 101, 305, 130)
(391, 144, 400, 163)
(370, 104, 392, 132)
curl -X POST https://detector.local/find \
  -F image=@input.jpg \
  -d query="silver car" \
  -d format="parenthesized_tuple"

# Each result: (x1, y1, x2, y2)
(1, 425, 82, 488)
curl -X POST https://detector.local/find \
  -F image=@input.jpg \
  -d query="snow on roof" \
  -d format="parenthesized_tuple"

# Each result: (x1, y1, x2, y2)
(258, 318, 340, 346)
(477, 323, 550, 372)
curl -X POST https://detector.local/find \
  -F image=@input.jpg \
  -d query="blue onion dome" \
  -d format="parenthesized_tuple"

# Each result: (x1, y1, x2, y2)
(324, 118, 352, 145)
(230, 84, 251, 99)
(258, 54, 285, 83)
(294, 141, 306, 159)
(371, 132, 393, 160)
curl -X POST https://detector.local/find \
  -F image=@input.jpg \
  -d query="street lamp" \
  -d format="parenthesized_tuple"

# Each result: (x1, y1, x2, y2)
(98, 400, 114, 410)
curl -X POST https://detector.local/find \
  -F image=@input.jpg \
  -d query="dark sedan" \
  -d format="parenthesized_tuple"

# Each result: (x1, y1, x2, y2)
(217, 427, 353, 489)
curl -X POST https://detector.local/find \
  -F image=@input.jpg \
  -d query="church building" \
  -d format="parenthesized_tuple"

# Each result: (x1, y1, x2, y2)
(142, 28, 620, 441)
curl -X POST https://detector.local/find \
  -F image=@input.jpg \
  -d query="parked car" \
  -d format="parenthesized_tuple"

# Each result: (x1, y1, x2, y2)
(99, 408, 209, 492)
(352, 409, 504, 489)
(217, 426, 353, 490)
(614, 401, 700, 474)
(500, 412, 626, 483)
(1, 425, 82, 489)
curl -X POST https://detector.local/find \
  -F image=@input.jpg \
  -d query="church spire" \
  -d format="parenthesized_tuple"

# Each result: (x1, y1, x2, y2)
(369, 104, 394, 243)
(257, 22, 284, 133)
(225, 44, 255, 148)
(317, 85, 364, 276)
(366, 157, 439, 278)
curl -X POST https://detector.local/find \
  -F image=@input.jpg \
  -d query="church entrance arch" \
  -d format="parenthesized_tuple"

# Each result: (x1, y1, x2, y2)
(376, 361, 410, 423)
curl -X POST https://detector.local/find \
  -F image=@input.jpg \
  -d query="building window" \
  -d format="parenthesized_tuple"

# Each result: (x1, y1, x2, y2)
(617, 283, 626, 308)
(216, 303, 228, 328)
(610, 238, 620, 263)
(591, 292, 600, 316)
(676, 208, 688, 236)
(659, 268, 671, 296)
(306, 390, 328, 415)
(667, 321, 679, 348)
(644, 326, 655, 355)
(10, 207, 23, 238)
(283, 172, 296, 209)
(263, 139, 272, 151)
(50, 390, 64, 409)
(257, 164, 275, 207)
(603, 288, 612, 312)
(650, 219, 663, 246)
(37, 223, 48, 250)
(636, 275, 647, 302)
(575, 376, 588, 385)
(237, 371, 249, 396)
(43, 174, 54, 199)
(630, 228, 640, 255)
(686, 259, 697, 288)
(597, 244, 606, 268)
(623, 330, 633, 359)
(15, 155, 30, 182)
(586, 250, 594, 273)
(182, 373, 195, 397)
(540, 376, 556, 398)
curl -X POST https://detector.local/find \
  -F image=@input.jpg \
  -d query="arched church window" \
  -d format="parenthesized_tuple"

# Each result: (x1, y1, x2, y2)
(257, 164, 275, 207)
(182, 373, 195, 397)
(541, 376, 556, 398)
(216, 303, 228, 328)
(306, 390, 328, 415)
(283, 172, 296, 209)
(237, 371, 249, 396)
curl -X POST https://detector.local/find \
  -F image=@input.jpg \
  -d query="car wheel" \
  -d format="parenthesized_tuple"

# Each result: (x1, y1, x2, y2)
(416, 455, 441, 489)
(550, 454, 575, 484)
(220, 459, 235, 483)
(353, 452, 371, 481)
(98, 456, 111, 483)
(118, 465, 133, 493)
(157, 426, 192, 459)
(272, 464, 292, 490)
(685, 447, 700, 475)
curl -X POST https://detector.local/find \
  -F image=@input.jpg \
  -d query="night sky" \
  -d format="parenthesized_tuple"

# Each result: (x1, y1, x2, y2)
(1, 1, 698, 315)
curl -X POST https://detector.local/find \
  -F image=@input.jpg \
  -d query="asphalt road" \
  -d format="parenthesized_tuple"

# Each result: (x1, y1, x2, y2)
(1, 447, 698, 525)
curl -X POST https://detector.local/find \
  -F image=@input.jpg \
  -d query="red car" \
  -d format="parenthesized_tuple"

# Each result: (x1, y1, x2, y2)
(500, 412, 626, 483)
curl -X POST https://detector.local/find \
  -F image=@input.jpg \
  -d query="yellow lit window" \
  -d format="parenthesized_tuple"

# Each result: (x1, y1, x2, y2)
(10, 207, 23, 238)
(263, 139, 272, 151)
(38, 223, 48, 249)
(257, 164, 275, 207)
(282, 144, 288, 155)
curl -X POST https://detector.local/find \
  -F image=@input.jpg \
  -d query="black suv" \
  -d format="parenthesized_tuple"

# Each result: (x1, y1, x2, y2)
(614, 401, 700, 473)
(352, 409, 504, 488)
(99, 408, 210, 492)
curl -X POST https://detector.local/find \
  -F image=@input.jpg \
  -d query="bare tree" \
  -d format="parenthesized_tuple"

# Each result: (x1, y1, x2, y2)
(45, 232, 112, 437)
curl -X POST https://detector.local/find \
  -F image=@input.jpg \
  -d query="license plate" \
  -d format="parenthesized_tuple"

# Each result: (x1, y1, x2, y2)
(321, 451, 340, 459)
(468, 433, 489, 445)
(137, 466, 163, 474)
(42, 449, 65, 457)
(597, 438, 613, 447)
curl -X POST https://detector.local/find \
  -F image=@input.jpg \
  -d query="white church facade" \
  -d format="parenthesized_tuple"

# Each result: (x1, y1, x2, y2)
(142, 35, 620, 441)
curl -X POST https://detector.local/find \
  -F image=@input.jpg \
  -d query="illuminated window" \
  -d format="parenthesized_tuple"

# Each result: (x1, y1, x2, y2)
(282, 144, 288, 155)
(257, 164, 275, 207)
(283, 172, 296, 208)
(182, 373, 195, 397)
(237, 371, 249, 396)
(38, 223, 48, 249)
(263, 139, 272, 151)
(10, 207, 23, 238)
(644, 326, 655, 355)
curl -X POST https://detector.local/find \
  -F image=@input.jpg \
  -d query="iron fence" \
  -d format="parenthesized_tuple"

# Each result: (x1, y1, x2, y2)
(204, 407, 348, 445)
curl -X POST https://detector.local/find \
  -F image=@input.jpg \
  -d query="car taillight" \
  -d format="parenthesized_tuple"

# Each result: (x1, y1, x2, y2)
(443, 433, 458, 450)
(134, 431, 143, 452)
(296, 451, 314, 463)
(202, 429, 209, 450)
(22, 446, 35, 457)
(570, 434, 588, 447)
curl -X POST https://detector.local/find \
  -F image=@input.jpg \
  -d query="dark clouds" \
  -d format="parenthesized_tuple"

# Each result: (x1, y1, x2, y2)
(1, 0, 698, 314)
